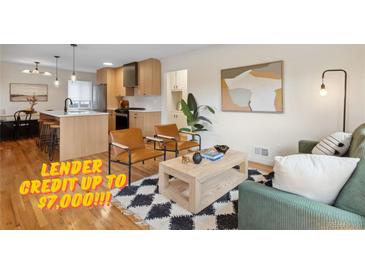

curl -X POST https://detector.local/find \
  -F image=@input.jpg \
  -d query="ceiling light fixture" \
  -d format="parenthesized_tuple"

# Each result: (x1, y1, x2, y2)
(103, 62, 113, 66)
(22, 61, 52, 76)
(70, 44, 77, 83)
(54, 56, 60, 88)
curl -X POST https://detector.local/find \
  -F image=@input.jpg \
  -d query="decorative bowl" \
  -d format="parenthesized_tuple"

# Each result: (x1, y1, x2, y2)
(214, 145, 230, 154)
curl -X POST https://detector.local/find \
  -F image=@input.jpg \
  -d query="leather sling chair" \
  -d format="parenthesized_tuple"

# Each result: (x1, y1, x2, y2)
(109, 128, 166, 185)
(154, 124, 201, 157)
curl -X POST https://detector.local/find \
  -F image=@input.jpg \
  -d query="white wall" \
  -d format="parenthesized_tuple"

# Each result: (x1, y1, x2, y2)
(160, 45, 365, 165)
(0, 62, 96, 114)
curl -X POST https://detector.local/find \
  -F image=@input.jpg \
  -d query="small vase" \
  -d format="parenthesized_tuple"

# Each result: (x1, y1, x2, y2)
(192, 152, 202, 164)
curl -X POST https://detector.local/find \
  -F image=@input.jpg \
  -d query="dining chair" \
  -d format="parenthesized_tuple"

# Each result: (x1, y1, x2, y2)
(13, 110, 32, 139)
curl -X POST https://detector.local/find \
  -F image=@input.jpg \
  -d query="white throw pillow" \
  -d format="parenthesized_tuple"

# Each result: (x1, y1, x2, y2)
(312, 132, 352, 156)
(273, 154, 359, 204)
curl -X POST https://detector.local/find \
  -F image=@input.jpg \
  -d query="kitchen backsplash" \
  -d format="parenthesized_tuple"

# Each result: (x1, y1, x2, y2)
(124, 95, 161, 110)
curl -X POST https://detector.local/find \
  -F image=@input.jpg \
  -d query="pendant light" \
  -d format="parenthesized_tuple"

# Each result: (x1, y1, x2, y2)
(70, 44, 77, 82)
(54, 56, 60, 87)
(22, 61, 52, 76)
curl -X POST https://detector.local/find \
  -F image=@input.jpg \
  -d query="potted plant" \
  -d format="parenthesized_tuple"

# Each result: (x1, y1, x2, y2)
(26, 95, 38, 113)
(180, 93, 215, 132)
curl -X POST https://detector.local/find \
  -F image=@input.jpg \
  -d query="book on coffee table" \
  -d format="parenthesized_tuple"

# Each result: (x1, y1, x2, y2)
(201, 150, 224, 161)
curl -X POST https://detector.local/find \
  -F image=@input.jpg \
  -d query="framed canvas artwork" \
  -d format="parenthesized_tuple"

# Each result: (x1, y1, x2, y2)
(221, 60, 283, 113)
(9, 83, 48, 102)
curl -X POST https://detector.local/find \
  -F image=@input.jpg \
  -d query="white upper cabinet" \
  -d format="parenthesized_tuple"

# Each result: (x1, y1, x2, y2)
(166, 69, 188, 127)
(168, 71, 177, 91)
(169, 69, 187, 92)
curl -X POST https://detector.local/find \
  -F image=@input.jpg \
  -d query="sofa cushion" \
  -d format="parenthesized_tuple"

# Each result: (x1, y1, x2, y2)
(335, 159, 365, 217)
(348, 123, 365, 158)
(273, 154, 359, 204)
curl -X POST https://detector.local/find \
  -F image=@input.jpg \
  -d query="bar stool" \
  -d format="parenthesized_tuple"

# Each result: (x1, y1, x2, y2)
(36, 119, 47, 147)
(48, 124, 60, 161)
(38, 120, 57, 152)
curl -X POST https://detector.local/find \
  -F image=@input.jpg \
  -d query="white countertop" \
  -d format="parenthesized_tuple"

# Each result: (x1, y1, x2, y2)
(40, 110, 109, 118)
(129, 109, 161, 113)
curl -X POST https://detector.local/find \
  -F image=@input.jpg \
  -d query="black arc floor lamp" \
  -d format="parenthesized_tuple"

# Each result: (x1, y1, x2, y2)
(320, 69, 348, 132)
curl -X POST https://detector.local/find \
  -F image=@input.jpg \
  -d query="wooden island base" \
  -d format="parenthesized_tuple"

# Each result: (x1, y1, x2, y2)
(40, 113, 108, 161)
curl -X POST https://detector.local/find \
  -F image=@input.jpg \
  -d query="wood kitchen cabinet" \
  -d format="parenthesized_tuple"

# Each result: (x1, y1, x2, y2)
(129, 111, 161, 137)
(129, 112, 144, 130)
(137, 58, 161, 96)
(114, 66, 134, 96)
(107, 110, 116, 132)
(96, 68, 108, 85)
(96, 68, 119, 109)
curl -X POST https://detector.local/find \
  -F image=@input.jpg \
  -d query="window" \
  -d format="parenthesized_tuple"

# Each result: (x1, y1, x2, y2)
(68, 80, 93, 110)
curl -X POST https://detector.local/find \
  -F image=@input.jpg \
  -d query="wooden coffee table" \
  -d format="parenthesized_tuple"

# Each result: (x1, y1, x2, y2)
(158, 149, 247, 214)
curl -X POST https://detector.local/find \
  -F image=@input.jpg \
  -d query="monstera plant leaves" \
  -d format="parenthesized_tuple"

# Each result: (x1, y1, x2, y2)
(180, 127, 191, 132)
(180, 93, 214, 132)
(198, 105, 215, 114)
(193, 123, 204, 129)
(180, 100, 194, 125)
(197, 116, 212, 124)
(187, 93, 198, 111)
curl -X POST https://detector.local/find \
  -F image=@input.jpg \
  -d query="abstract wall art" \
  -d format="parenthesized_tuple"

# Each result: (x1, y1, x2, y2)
(221, 61, 283, 113)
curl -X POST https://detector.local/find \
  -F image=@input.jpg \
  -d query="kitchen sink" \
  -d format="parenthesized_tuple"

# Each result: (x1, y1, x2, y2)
(66, 110, 91, 114)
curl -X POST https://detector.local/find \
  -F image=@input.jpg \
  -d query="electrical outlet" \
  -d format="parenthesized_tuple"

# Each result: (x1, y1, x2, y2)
(254, 146, 269, 157)
(261, 148, 269, 156)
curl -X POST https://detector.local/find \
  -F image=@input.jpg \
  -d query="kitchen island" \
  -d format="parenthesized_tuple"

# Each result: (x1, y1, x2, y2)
(39, 110, 108, 161)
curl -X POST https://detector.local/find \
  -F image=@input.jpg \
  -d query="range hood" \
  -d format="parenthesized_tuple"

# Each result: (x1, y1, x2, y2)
(123, 62, 138, 88)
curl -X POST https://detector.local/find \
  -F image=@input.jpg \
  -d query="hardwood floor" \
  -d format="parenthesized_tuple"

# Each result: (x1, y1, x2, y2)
(0, 138, 272, 230)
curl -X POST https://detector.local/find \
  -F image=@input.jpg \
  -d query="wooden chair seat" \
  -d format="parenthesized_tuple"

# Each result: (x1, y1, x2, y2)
(160, 140, 199, 151)
(50, 124, 60, 129)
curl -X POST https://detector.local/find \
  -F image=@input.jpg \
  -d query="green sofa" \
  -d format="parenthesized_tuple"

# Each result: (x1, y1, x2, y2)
(238, 124, 365, 230)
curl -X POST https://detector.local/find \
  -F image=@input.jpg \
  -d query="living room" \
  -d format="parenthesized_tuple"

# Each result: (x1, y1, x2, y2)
(1, 0, 364, 273)
(3, 43, 364, 230)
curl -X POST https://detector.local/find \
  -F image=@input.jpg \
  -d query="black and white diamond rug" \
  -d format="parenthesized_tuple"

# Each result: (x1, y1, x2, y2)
(111, 169, 273, 230)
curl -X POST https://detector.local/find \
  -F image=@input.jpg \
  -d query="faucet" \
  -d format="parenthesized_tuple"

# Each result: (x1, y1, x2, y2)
(64, 98, 73, 113)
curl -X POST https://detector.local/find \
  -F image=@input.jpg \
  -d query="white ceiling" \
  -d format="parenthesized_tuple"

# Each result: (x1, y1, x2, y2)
(1, 44, 209, 73)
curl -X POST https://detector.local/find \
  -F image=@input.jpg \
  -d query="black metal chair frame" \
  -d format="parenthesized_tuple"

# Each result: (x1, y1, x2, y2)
(108, 137, 166, 186)
(47, 126, 60, 161)
(13, 110, 32, 139)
